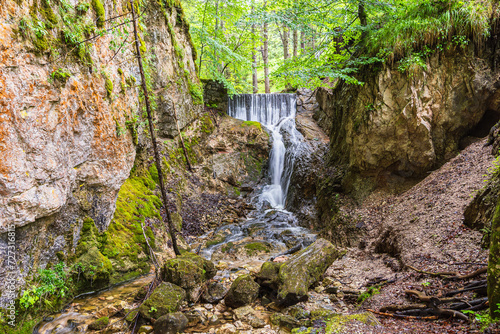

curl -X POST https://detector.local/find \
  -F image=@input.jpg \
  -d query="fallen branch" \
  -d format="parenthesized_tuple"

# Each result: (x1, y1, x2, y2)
(405, 290, 464, 304)
(380, 303, 427, 312)
(368, 309, 439, 320)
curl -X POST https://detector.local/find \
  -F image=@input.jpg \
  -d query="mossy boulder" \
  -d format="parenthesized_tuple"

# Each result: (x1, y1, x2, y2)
(270, 313, 301, 330)
(138, 282, 186, 321)
(224, 274, 260, 308)
(88, 316, 109, 330)
(75, 246, 113, 289)
(277, 238, 341, 305)
(160, 252, 216, 301)
(291, 312, 379, 334)
(256, 261, 281, 289)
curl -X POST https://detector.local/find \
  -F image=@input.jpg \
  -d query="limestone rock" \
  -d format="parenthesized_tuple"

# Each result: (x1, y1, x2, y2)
(315, 48, 500, 198)
(277, 238, 341, 305)
(160, 252, 216, 302)
(153, 312, 188, 334)
(233, 306, 266, 328)
(139, 282, 186, 321)
(202, 282, 227, 304)
(224, 274, 260, 308)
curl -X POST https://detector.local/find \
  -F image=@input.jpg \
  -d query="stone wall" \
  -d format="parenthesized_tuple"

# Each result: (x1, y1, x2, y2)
(202, 79, 228, 113)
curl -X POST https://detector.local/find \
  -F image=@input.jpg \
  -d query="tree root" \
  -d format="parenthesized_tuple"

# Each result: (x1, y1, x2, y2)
(406, 265, 487, 279)
(367, 309, 439, 320)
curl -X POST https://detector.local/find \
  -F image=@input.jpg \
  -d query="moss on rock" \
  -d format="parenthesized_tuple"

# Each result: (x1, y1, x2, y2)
(277, 238, 341, 305)
(256, 261, 282, 289)
(224, 274, 260, 308)
(160, 252, 216, 301)
(88, 316, 109, 330)
(138, 282, 186, 321)
(488, 198, 500, 317)
(91, 0, 105, 28)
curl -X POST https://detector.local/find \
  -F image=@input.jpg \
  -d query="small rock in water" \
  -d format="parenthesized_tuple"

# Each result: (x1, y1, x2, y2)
(216, 323, 238, 334)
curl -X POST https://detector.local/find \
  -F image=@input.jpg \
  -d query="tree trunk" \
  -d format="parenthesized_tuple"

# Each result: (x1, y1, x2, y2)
(263, 1, 270, 93)
(300, 30, 305, 53)
(293, 30, 298, 58)
(252, 5, 258, 94)
(283, 26, 289, 60)
(129, 0, 180, 256)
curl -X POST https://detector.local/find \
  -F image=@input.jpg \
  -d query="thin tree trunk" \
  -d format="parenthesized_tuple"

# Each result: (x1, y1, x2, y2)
(198, 0, 211, 74)
(300, 30, 305, 53)
(173, 102, 193, 172)
(252, 4, 258, 94)
(263, 0, 270, 93)
(129, 0, 180, 256)
(293, 29, 298, 58)
(283, 26, 289, 60)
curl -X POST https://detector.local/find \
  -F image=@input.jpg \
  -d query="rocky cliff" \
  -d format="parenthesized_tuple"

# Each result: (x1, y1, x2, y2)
(316, 44, 500, 199)
(0, 0, 204, 306)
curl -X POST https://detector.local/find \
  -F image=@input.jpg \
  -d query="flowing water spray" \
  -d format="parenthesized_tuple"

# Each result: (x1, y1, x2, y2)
(228, 94, 302, 209)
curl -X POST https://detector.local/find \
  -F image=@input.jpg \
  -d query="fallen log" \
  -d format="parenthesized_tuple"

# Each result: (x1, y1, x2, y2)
(445, 283, 487, 297)
(449, 297, 488, 310)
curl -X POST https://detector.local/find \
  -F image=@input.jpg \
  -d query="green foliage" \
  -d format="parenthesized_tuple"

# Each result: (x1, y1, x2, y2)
(357, 286, 380, 303)
(105, 75, 114, 98)
(19, 262, 70, 311)
(50, 68, 71, 83)
(40, 0, 58, 27)
(463, 306, 500, 330)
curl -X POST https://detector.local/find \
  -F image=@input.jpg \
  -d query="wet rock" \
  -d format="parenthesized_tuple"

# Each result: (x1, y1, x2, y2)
(153, 312, 188, 334)
(284, 305, 310, 320)
(138, 325, 154, 334)
(277, 238, 341, 305)
(270, 313, 300, 331)
(184, 309, 206, 327)
(160, 252, 216, 302)
(233, 305, 266, 328)
(256, 261, 281, 289)
(224, 274, 260, 308)
(139, 282, 186, 321)
(88, 316, 109, 330)
(202, 282, 227, 304)
(216, 323, 239, 334)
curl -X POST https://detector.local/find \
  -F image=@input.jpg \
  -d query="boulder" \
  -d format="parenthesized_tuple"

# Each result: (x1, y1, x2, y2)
(87, 316, 109, 330)
(139, 282, 186, 321)
(202, 282, 227, 304)
(224, 274, 260, 308)
(160, 252, 216, 302)
(255, 261, 281, 289)
(153, 312, 188, 334)
(277, 238, 340, 305)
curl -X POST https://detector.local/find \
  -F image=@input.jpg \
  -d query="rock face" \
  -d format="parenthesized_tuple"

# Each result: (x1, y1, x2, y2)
(224, 274, 260, 308)
(202, 79, 229, 113)
(315, 47, 500, 197)
(139, 282, 186, 321)
(0, 0, 201, 303)
(160, 252, 216, 302)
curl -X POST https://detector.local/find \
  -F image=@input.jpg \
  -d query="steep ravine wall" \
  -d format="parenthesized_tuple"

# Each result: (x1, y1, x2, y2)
(0, 0, 202, 306)
(316, 44, 500, 200)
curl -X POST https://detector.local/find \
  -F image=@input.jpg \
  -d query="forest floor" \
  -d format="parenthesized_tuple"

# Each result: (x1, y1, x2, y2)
(325, 138, 497, 333)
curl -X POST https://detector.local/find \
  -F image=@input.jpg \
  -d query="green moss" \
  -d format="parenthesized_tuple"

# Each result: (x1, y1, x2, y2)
(488, 199, 500, 317)
(40, 0, 58, 26)
(241, 121, 262, 131)
(244, 242, 270, 255)
(91, 0, 105, 28)
(104, 76, 113, 98)
(189, 81, 204, 105)
(139, 282, 186, 320)
(88, 316, 109, 330)
(0, 317, 41, 334)
(117, 68, 123, 76)
(200, 113, 214, 134)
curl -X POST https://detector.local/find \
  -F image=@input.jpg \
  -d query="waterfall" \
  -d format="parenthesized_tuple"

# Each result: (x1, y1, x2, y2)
(228, 94, 302, 209)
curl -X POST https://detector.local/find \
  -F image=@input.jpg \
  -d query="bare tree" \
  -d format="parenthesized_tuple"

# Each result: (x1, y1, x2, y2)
(129, 0, 180, 256)
(293, 29, 298, 58)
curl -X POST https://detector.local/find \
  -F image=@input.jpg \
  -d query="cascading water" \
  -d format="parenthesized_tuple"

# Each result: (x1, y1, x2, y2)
(197, 93, 315, 262)
(228, 94, 302, 209)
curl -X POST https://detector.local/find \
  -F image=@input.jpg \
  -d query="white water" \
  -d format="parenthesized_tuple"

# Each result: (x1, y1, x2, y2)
(228, 94, 302, 209)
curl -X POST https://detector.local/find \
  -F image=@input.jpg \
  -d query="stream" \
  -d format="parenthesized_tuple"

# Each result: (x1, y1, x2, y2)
(36, 93, 316, 333)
